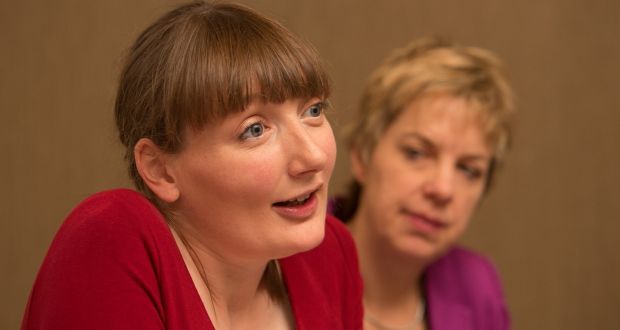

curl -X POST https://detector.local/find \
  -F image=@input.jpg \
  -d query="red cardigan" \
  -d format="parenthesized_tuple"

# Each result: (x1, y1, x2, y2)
(22, 189, 363, 329)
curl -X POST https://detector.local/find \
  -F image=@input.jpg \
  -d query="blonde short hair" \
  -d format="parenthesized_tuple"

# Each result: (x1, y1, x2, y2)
(348, 36, 514, 166)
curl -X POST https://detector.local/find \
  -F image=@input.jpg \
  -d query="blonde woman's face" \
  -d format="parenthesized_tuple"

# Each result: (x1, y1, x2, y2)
(353, 94, 491, 261)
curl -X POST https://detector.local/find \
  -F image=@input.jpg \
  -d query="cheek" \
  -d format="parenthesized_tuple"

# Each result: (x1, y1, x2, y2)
(227, 154, 281, 199)
(323, 128, 337, 176)
(361, 165, 405, 222)
(183, 151, 279, 204)
(368, 155, 415, 198)
(454, 190, 484, 224)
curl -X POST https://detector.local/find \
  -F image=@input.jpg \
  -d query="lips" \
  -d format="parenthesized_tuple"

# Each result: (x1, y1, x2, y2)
(272, 187, 322, 220)
(403, 210, 446, 235)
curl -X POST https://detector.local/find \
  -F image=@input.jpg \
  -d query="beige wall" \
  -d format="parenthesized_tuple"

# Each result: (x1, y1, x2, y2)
(2, 1, 619, 329)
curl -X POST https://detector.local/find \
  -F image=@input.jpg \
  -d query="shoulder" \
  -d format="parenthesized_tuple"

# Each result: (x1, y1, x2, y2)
(57, 189, 168, 244)
(66, 188, 162, 226)
(23, 189, 174, 328)
(425, 246, 510, 329)
(40, 188, 171, 273)
(428, 247, 497, 280)
(426, 246, 504, 298)
(53, 188, 173, 270)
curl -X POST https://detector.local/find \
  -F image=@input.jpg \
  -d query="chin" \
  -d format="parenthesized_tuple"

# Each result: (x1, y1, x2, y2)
(278, 214, 326, 258)
(397, 238, 449, 263)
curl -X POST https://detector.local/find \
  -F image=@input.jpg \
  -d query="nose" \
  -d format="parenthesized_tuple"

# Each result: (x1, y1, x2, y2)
(285, 124, 329, 178)
(422, 161, 454, 205)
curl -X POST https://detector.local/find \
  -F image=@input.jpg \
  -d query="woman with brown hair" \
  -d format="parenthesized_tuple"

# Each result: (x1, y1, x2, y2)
(22, 2, 362, 329)
(332, 37, 514, 330)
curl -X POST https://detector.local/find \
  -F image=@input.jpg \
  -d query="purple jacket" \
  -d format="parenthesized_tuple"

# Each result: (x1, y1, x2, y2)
(424, 247, 510, 330)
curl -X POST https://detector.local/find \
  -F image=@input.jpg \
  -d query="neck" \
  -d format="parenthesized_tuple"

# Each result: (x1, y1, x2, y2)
(350, 216, 427, 301)
(170, 225, 285, 329)
(349, 212, 428, 327)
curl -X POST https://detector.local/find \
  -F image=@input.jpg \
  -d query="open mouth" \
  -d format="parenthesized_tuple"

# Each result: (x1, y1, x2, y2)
(273, 193, 312, 207)
(271, 188, 321, 220)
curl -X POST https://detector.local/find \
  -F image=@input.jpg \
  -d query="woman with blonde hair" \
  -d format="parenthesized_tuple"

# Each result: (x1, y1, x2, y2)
(22, 2, 362, 329)
(332, 37, 514, 330)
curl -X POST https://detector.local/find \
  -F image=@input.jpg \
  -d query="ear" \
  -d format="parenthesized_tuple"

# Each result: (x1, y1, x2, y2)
(134, 138, 180, 203)
(349, 148, 367, 185)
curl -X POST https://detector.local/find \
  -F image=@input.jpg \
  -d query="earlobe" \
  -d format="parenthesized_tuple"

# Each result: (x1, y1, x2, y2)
(134, 138, 180, 203)
(350, 148, 367, 184)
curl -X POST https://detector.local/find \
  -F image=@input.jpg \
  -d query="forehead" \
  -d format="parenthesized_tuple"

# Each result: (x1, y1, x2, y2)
(406, 95, 482, 126)
(388, 94, 491, 154)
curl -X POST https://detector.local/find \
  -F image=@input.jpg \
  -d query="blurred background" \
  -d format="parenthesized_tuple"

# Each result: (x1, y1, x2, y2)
(1, 0, 619, 329)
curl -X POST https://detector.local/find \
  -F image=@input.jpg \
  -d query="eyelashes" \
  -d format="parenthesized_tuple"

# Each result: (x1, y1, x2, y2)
(240, 121, 265, 140)
(457, 163, 484, 180)
(238, 100, 326, 141)
(401, 146, 425, 160)
(399, 144, 486, 181)
(303, 101, 326, 118)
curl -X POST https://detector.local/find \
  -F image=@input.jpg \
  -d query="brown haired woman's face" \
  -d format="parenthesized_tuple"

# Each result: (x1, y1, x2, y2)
(168, 97, 336, 261)
(353, 94, 491, 261)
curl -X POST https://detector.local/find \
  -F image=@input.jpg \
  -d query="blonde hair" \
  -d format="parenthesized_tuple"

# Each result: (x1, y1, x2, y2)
(115, 1, 330, 203)
(349, 36, 514, 165)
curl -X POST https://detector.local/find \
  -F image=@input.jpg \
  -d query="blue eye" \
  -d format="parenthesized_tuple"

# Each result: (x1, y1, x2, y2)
(240, 122, 264, 140)
(303, 102, 324, 118)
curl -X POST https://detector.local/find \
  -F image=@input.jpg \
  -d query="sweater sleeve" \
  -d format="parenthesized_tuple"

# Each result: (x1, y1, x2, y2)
(22, 190, 168, 330)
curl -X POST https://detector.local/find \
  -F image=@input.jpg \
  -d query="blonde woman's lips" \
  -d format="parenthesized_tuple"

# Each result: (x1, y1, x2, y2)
(406, 211, 445, 235)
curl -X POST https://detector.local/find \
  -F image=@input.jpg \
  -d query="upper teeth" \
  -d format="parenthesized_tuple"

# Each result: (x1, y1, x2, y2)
(294, 194, 310, 202)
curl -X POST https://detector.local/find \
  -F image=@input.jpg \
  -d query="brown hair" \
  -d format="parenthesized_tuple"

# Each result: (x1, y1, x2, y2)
(115, 1, 330, 203)
(337, 37, 515, 221)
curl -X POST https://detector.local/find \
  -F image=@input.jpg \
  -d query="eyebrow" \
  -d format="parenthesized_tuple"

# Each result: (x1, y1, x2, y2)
(401, 132, 434, 149)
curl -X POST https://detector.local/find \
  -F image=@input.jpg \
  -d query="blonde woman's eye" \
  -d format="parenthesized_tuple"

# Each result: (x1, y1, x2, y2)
(401, 146, 424, 160)
(240, 122, 264, 140)
(303, 102, 324, 118)
(458, 164, 483, 180)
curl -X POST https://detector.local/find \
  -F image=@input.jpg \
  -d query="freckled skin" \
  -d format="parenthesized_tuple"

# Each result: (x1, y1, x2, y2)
(169, 98, 337, 264)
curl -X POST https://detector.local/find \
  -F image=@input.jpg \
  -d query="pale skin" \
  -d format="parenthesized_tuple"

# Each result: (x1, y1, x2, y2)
(349, 94, 492, 330)
(134, 97, 337, 329)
